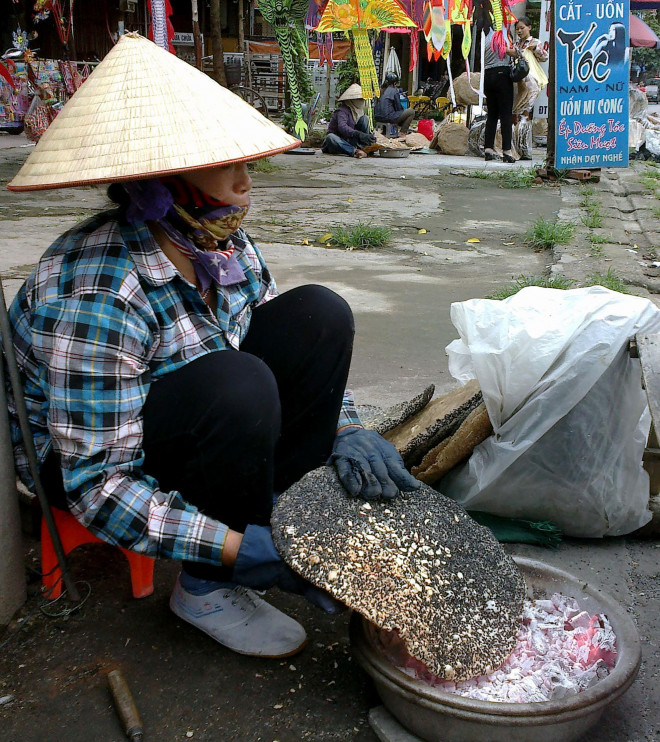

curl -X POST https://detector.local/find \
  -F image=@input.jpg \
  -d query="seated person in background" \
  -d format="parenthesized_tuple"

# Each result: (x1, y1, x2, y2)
(374, 72, 415, 135)
(322, 83, 375, 158)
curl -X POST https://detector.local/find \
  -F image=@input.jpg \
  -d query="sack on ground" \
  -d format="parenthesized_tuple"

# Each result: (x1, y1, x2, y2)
(440, 286, 660, 537)
(433, 119, 469, 155)
(513, 120, 532, 160)
(453, 72, 481, 106)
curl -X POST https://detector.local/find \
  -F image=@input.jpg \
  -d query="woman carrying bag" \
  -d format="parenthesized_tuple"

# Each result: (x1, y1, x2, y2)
(512, 16, 549, 121)
(483, 28, 519, 163)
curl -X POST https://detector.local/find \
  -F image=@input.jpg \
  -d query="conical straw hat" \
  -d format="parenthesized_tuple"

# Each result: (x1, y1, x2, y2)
(9, 33, 300, 191)
(338, 84, 364, 102)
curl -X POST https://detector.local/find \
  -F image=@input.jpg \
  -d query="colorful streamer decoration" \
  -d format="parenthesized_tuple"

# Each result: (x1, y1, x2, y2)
(258, 0, 312, 139)
(316, 0, 416, 102)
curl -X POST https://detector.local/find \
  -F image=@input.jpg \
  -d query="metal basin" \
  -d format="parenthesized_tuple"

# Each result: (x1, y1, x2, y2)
(378, 148, 411, 158)
(350, 557, 641, 742)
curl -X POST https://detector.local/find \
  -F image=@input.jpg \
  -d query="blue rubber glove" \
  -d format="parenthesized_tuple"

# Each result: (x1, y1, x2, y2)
(330, 427, 420, 500)
(232, 525, 344, 614)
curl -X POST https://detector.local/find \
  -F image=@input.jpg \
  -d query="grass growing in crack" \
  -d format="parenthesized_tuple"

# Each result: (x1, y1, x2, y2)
(581, 203, 603, 228)
(487, 274, 575, 300)
(468, 170, 493, 180)
(247, 158, 283, 174)
(585, 268, 630, 294)
(652, 205, 660, 219)
(525, 216, 575, 251)
(587, 233, 607, 257)
(578, 185, 597, 208)
(468, 168, 537, 188)
(497, 168, 538, 189)
(639, 166, 660, 193)
(328, 222, 392, 250)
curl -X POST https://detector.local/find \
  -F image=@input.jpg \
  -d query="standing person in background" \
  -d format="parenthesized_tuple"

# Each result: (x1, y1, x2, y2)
(321, 83, 376, 158)
(512, 16, 549, 121)
(483, 28, 518, 163)
(374, 72, 415, 135)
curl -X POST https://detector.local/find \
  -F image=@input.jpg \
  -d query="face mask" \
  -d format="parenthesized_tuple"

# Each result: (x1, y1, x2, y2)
(124, 176, 249, 292)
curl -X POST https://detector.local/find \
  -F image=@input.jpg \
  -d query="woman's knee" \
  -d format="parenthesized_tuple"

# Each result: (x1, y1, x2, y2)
(285, 284, 354, 338)
(196, 353, 281, 436)
(144, 352, 281, 445)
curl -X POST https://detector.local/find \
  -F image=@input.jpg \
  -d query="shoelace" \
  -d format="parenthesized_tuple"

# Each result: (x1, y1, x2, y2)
(223, 586, 258, 611)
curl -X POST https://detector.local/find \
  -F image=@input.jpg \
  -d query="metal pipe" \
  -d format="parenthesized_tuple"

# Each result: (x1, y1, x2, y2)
(0, 281, 80, 603)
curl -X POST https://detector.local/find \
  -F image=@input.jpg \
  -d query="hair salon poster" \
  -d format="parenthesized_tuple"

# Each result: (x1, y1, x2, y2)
(554, 0, 630, 169)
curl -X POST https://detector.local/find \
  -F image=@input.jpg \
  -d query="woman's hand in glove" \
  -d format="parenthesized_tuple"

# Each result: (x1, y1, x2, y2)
(329, 426, 420, 500)
(232, 525, 344, 614)
(356, 131, 376, 147)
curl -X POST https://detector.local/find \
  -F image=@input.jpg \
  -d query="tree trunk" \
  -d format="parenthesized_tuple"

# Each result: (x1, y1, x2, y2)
(238, 0, 245, 51)
(209, 0, 227, 86)
(192, 0, 202, 70)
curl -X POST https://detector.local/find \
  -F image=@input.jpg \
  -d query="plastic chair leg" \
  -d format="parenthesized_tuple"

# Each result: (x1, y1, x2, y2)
(41, 507, 155, 600)
(123, 548, 155, 598)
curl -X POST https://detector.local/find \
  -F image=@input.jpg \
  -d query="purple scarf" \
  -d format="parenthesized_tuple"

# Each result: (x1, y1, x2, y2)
(123, 177, 248, 294)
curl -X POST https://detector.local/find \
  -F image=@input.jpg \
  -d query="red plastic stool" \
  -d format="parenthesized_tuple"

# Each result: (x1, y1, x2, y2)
(41, 507, 155, 600)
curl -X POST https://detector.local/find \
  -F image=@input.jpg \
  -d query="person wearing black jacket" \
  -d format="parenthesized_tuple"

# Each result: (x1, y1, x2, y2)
(374, 73, 415, 134)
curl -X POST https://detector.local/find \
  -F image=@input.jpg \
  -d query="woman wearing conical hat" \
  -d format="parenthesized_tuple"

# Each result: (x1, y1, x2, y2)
(321, 83, 376, 158)
(6, 34, 418, 657)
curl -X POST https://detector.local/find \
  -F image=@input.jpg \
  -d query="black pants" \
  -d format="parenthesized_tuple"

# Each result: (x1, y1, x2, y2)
(41, 285, 355, 579)
(484, 67, 514, 152)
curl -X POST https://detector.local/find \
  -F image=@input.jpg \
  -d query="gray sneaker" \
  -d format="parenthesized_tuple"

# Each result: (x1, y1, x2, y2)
(169, 576, 307, 658)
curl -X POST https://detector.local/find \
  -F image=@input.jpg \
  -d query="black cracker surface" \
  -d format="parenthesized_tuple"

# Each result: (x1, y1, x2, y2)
(364, 384, 436, 436)
(272, 467, 526, 681)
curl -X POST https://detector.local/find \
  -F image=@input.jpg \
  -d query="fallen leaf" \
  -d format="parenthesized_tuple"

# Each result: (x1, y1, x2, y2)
(466, 238, 481, 243)
(273, 704, 283, 709)
(319, 233, 332, 243)
(347, 198, 353, 203)
(503, 241, 515, 245)
(301, 238, 310, 246)
(418, 228, 428, 234)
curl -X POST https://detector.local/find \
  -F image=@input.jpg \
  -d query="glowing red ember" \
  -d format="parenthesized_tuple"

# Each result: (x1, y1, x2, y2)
(374, 592, 617, 703)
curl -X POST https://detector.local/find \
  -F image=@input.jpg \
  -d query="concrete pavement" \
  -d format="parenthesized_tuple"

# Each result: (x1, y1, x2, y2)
(0, 133, 658, 742)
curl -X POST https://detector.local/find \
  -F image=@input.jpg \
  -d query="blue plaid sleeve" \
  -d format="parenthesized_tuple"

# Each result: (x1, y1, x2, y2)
(338, 389, 362, 429)
(31, 290, 228, 564)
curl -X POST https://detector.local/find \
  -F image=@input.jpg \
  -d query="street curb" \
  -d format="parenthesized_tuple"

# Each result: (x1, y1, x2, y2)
(553, 164, 660, 300)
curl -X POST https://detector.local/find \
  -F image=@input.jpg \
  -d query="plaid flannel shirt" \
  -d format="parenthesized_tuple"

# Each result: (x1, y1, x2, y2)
(5, 210, 361, 565)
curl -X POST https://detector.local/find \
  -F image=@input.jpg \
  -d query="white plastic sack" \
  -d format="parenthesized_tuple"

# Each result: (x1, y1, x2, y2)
(645, 129, 660, 158)
(441, 286, 660, 537)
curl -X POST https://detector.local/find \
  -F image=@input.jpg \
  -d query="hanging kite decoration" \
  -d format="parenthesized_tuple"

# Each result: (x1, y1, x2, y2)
(450, 0, 473, 59)
(422, 0, 447, 61)
(472, 0, 516, 57)
(258, 0, 313, 139)
(315, 0, 417, 105)
(306, 0, 334, 67)
(385, 0, 424, 73)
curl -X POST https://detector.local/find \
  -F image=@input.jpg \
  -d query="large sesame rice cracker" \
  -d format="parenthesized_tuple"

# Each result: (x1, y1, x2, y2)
(272, 467, 526, 681)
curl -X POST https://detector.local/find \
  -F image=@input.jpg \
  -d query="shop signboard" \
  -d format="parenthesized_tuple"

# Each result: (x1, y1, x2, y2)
(554, 0, 629, 168)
